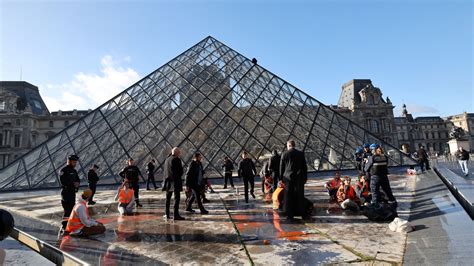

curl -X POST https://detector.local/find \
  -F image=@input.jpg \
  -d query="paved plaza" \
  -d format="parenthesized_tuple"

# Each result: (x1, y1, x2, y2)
(1, 169, 414, 265)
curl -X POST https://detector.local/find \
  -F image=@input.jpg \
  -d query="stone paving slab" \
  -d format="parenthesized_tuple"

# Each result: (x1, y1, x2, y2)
(0, 171, 416, 265)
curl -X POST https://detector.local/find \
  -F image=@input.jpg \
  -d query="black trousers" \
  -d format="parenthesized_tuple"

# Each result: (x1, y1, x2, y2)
(147, 173, 157, 189)
(88, 183, 97, 202)
(272, 173, 279, 191)
(131, 182, 140, 202)
(243, 176, 255, 203)
(224, 172, 234, 187)
(61, 200, 75, 229)
(370, 174, 396, 204)
(186, 187, 205, 211)
(165, 191, 181, 217)
(283, 178, 305, 218)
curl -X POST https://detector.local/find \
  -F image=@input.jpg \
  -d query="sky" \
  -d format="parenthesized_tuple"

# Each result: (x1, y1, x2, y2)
(0, 0, 472, 117)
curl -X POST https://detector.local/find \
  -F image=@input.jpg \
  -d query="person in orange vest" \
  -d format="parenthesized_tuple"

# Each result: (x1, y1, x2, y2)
(114, 178, 136, 216)
(65, 189, 105, 237)
(272, 181, 286, 210)
(354, 175, 371, 204)
(336, 177, 360, 211)
(324, 171, 342, 200)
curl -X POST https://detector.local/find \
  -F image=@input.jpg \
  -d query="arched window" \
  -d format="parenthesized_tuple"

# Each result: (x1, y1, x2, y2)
(371, 120, 380, 133)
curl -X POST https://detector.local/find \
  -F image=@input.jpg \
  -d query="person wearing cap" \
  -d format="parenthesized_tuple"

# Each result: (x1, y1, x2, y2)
(65, 189, 105, 237)
(119, 158, 144, 207)
(87, 164, 100, 205)
(59, 155, 81, 230)
(114, 178, 135, 215)
(364, 144, 397, 208)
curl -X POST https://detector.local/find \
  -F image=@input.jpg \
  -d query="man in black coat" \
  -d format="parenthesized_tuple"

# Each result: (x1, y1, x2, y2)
(119, 158, 144, 207)
(146, 159, 158, 190)
(162, 147, 185, 220)
(280, 140, 308, 220)
(222, 157, 234, 189)
(268, 150, 281, 191)
(87, 164, 99, 205)
(185, 153, 208, 214)
(59, 155, 80, 229)
(238, 151, 257, 203)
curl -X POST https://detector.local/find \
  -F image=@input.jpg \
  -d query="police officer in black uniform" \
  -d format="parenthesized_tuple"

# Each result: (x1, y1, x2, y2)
(119, 158, 144, 207)
(60, 155, 80, 229)
(364, 144, 397, 208)
(87, 164, 100, 205)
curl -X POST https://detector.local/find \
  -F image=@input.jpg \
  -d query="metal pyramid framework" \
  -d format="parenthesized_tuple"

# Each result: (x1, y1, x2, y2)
(0, 36, 415, 191)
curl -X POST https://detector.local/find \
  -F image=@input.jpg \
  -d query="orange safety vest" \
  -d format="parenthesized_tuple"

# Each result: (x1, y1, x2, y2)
(272, 187, 285, 210)
(66, 201, 89, 232)
(118, 188, 134, 203)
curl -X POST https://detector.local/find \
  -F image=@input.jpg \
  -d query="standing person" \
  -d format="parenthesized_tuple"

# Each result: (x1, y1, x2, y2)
(87, 164, 99, 205)
(65, 189, 106, 237)
(238, 151, 257, 203)
(362, 143, 372, 189)
(417, 145, 430, 172)
(114, 178, 135, 216)
(455, 147, 470, 176)
(119, 159, 144, 207)
(268, 150, 281, 191)
(162, 147, 185, 220)
(60, 155, 81, 230)
(354, 147, 364, 175)
(185, 153, 209, 214)
(222, 157, 234, 189)
(280, 140, 308, 220)
(260, 160, 270, 194)
(146, 159, 158, 190)
(364, 144, 397, 208)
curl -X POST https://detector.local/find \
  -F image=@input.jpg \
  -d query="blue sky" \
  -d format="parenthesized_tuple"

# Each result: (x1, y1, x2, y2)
(0, 0, 472, 117)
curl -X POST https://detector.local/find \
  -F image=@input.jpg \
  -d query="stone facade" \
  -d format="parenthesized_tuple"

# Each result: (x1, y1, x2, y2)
(333, 79, 398, 147)
(0, 81, 89, 168)
(333, 79, 473, 154)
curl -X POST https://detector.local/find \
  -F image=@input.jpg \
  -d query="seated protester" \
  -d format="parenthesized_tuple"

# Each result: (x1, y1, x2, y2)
(272, 181, 286, 210)
(354, 175, 371, 204)
(66, 189, 105, 237)
(324, 171, 342, 200)
(263, 174, 273, 203)
(336, 177, 360, 211)
(114, 179, 135, 216)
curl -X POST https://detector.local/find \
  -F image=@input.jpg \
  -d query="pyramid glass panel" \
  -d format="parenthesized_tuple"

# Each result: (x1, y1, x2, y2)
(0, 36, 416, 190)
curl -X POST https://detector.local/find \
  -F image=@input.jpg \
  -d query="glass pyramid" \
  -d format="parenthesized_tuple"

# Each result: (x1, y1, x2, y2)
(0, 36, 415, 191)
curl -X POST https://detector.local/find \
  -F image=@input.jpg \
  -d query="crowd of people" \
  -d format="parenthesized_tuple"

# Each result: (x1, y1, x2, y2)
(325, 143, 397, 212)
(59, 140, 401, 238)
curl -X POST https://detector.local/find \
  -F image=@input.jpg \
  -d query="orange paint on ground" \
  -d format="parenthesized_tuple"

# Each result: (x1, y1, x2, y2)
(232, 214, 266, 232)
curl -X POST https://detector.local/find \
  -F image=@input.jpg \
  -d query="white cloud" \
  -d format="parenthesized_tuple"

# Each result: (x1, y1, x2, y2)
(42, 55, 140, 111)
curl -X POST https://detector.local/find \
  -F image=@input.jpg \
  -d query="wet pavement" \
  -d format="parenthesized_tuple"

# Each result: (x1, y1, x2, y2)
(0, 169, 429, 265)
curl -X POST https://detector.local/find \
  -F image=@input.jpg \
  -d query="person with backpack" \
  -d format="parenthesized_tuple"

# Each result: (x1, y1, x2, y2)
(455, 147, 470, 176)
(238, 151, 257, 203)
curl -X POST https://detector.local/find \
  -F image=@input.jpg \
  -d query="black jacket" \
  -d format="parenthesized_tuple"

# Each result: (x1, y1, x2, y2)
(455, 150, 470, 161)
(60, 165, 80, 202)
(186, 160, 204, 189)
(162, 155, 184, 192)
(87, 169, 99, 184)
(147, 162, 155, 175)
(268, 154, 281, 176)
(119, 165, 142, 184)
(365, 154, 388, 176)
(280, 148, 307, 182)
(222, 160, 234, 173)
(238, 158, 256, 178)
